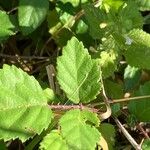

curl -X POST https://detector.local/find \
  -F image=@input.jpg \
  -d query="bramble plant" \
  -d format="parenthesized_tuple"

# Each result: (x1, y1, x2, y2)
(0, 0, 150, 149)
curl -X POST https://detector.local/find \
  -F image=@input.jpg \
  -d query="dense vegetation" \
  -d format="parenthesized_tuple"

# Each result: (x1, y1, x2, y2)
(0, 0, 150, 149)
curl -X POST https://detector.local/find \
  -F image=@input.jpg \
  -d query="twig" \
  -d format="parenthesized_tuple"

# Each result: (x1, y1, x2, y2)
(49, 104, 99, 113)
(98, 69, 111, 120)
(137, 123, 150, 139)
(46, 65, 56, 92)
(92, 95, 150, 106)
(0, 53, 50, 60)
(113, 116, 142, 150)
(7, 7, 18, 14)
(40, 0, 101, 54)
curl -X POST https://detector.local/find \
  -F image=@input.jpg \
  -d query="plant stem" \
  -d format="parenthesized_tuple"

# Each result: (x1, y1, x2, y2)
(93, 95, 150, 107)
(113, 116, 142, 150)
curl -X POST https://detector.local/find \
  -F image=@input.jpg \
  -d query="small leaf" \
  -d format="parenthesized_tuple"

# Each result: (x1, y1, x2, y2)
(18, 0, 49, 35)
(83, 4, 107, 39)
(124, 29, 150, 69)
(43, 88, 56, 103)
(0, 11, 16, 41)
(99, 123, 116, 150)
(128, 81, 150, 122)
(118, 1, 143, 32)
(142, 139, 150, 150)
(102, 0, 124, 12)
(57, 37, 101, 103)
(104, 80, 123, 115)
(0, 65, 53, 141)
(40, 130, 68, 150)
(124, 65, 141, 91)
(136, 0, 150, 11)
(59, 109, 101, 150)
(60, 0, 88, 7)
(99, 50, 117, 78)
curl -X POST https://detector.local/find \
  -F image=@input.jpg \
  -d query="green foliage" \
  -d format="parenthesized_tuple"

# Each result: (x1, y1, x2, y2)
(135, 0, 150, 11)
(124, 65, 141, 91)
(83, 4, 107, 39)
(142, 139, 150, 150)
(102, 0, 125, 12)
(0, 141, 7, 150)
(99, 123, 116, 150)
(118, 1, 143, 32)
(40, 130, 68, 150)
(59, 109, 101, 150)
(0, 11, 16, 41)
(125, 29, 150, 69)
(60, 0, 88, 7)
(99, 50, 117, 78)
(40, 109, 100, 150)
(128, 81, 150, 122)
(57, 37, 101, 103)
(0, 0, 150, 149)
(0, 65, 53, 141)
(18, 0, 49, 35)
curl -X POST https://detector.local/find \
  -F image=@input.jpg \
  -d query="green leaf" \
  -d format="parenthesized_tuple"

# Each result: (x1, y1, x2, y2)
(43, 88, 56, 103)
(104, 80, 123, 115)
(75, 20, 88, 34)
(60, 0, 88, 7)
(102, 0, 125, 12)
(142, 139, 150, 150)
(83, 4, 107, 39)
(59, 109, 101, 150)
(118, 1, 143, 32)
(128, 81, 150, 122)
(124, 65, 141, 91)
(0, 11, 16, 41)
(0, 64, 53, 141)
(18, 0, 49, 35)
(124, 29, 150, 69)
(99, 50, 117, 78)
(0, 141, 7, 150)
(57, 37, 101, 103)
(99, 123, 116, 150)
(136, 0, 150, 11)
(40, 130, 68, 150)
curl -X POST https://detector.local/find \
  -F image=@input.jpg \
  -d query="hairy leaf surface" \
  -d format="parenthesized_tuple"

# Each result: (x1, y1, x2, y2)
(0, 65, 53, 141)
(118, 1, 143, 32)
(59, 109, 101, 150)
(83, 5, 107, 39)
(125, 29, 150, 69)
(57, 37, 101, 103)
(136, 0, 150, 11)
(18, 0, 49, 34)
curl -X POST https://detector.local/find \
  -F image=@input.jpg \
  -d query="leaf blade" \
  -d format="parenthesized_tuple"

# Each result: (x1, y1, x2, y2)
(59, 109, 101, 150)
(18, 0, 49, 34)
(57, 37, 101, 103)
(0, 65, 53, 141)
